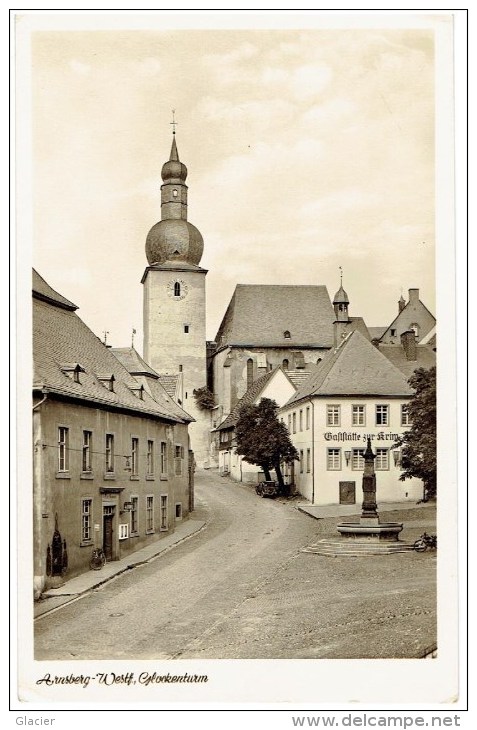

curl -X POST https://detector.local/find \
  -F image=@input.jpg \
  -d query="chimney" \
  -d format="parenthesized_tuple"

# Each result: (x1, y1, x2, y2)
(401, 330, 417, 361)
(398, 295, 406, 313)
(408, 288, 419, 304)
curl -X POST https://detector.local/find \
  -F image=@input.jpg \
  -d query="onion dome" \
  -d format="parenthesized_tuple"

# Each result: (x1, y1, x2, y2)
(161, 136, 188, 183)
(146, 219, 204, 265)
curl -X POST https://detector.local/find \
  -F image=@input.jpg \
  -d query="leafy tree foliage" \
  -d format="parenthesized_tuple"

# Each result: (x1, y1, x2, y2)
(235, 398, 299, 492)
(193, 386, 215, 410)
(395, 367, 436, 499)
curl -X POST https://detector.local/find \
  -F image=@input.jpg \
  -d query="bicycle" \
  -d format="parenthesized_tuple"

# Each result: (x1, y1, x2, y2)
(413, 532, 437, 552)
(90, 547, 107, 570)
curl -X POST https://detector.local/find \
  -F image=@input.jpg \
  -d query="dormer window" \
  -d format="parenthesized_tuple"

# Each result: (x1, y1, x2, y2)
(96, 373, 116, 392)
(60, 362, 85, 384)
(283, 330, 291, 339)
(130, 384, 145, 400)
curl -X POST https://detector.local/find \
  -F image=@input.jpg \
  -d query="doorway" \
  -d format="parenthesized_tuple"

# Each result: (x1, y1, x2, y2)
(102, 505, 115, 560)
(339, 481, 356, 505)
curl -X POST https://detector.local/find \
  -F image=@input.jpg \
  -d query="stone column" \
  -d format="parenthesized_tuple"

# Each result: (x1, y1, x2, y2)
(361, 438, 379, 524)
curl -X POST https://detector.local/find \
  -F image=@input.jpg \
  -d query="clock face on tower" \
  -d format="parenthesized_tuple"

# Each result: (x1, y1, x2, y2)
(167, 279, 189, 300)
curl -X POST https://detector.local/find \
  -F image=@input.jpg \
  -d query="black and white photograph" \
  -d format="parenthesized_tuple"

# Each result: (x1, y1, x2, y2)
(12, 8, 467, 718)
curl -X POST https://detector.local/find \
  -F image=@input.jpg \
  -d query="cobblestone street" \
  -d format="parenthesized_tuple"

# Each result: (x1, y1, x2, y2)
(34, 469, 436, 660)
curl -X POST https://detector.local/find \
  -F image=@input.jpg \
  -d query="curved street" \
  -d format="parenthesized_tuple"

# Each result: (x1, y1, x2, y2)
(35, 469, 436, 660)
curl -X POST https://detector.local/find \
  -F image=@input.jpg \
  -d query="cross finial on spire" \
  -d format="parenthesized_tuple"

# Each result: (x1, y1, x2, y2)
(131, 328, 137, 348)
(103, 331, 109, 346)
(170, 109, 178, 135)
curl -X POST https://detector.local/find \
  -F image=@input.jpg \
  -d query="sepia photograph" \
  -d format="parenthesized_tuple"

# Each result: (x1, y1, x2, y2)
(13, 8, 465, 713)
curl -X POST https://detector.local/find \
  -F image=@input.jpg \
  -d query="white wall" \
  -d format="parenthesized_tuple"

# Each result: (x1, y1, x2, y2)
(283, 397, 423, 505)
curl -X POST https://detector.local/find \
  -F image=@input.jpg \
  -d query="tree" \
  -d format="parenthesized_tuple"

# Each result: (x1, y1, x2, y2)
(395, 366, 436, 500)
(193, 386, 215, 410)
(235, 397, 299, 493)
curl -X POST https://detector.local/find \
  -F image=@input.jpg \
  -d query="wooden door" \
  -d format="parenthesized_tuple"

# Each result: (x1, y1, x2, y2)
(103, 515, 113, 560)
(339, 481, 356, 505)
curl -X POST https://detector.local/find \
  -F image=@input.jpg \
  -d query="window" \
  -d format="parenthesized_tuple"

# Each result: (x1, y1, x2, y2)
(352, 405, 366, 426)
(82, 430, 92, 472)
(160, 441, 167, 476)
(160, 495, 168, 530)
(146, 495, 154, 533)
(327, 448, 341, 470)
(390, 329, 397, 337)
(284, 330, 291, 339)
(175, 445, 184, 476)
(282, 358, 289, 370)
(172, 188, 178, 198)
(174, 282, 181, 297)
(130, 496, 139, 535)
(410, 323, 420, 337)
(58, 427, 69, 472)
(376, 405, 389, 426)
(299, 410, 303, 432)
(316, 357, 322, 365)
(287, 414, 291, 433)
(105, 433, 114, 473)
(306, 407, 310, 429)
(131, 437, 139, 476)
(81, 499, 92, 542)
(299, 450, 304, 473)
(247, 358, 254, 389)
(375, 448, 389, 470)
(147, 440, 154, 476)
(184, 324, 189, 334)
(401, 404, 410, 426)
(175, 503, 182, 520)
(327, 405, 340, 427)
(119, 524, 129, 540)
(306, 448, 311, 473)
(292, 412, 296, 434)
(352, 448, 366, 470)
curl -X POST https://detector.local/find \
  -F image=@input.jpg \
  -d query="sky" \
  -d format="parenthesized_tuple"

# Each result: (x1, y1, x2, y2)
(23, 13, 444, 352)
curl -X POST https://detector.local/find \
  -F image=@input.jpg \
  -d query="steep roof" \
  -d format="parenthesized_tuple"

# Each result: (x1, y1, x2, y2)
(33, 269, 78, 310)
(110, 347, 159, 377)
(214, 369, 277, 431)
(377, 344, 436, 379)
(284, 330, 414, 406)
(368, 326, 387, 341)
(33, 272, 189, 423)
(110, 347, 193, 422)
(157, 373, 180, 398)
(214, 284, 335, 348)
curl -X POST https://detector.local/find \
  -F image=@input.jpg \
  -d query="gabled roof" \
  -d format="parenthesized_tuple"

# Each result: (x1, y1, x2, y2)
(214, 284, 335, 348)
(33, 269, 78, 311)
(285, 370, 313, 389)
(377, 297, 436, 342)
(284, 330, 414, 407)
(157, 373, 180, 397)
(377, 344, 436, 379)
(214, 369, 277, 431)
(33, 272, 189, 423)
(368, 326, 387, 341)
(110, 347, 159, 378)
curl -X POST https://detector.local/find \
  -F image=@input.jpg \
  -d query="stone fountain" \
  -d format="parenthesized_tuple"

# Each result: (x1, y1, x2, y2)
(336, 438, 403, 541)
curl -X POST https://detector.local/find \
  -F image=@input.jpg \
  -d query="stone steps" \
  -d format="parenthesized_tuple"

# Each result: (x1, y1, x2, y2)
(301, 539, 416, 557)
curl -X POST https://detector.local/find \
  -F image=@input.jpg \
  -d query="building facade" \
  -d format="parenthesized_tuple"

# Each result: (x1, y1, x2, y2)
(33, 270, 193, 597)
(280, 330, 434, 506)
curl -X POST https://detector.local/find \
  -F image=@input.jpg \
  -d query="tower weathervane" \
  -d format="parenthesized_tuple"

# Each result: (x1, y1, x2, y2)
(339, 266, 343, 285)
(170, 109, 178, 135)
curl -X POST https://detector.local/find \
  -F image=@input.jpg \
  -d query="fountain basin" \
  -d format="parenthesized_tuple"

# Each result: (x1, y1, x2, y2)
(337, 521, 403, 542)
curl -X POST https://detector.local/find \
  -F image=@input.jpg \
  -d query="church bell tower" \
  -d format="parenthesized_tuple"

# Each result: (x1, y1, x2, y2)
(142, 128, 209, 461)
